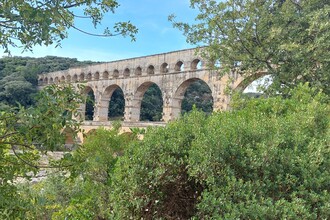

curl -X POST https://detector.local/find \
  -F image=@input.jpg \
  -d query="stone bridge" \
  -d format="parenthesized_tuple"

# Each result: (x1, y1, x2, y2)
(38, 48, 260, 138)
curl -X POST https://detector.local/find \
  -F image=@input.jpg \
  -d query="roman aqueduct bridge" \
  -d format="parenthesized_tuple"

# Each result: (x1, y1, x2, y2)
(38, 48, 259, 137)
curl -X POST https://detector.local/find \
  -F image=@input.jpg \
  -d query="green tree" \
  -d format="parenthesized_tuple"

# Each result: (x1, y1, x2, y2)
(21, 127, 132, 219)
(0, 73, 36, 108)
(170, 0, 330, 95)
(0, 56, 99, 110)
(108, 88, 125, 120)
(0, 0, 138, 53)
(140, 84, 163, 121)
(181, 79, 213, 115)
(110, 84, 330, 219)
(0, 84, 84, 219)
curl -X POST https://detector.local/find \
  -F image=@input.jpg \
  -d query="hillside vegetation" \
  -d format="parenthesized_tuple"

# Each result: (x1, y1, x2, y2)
(0, 56, 96, 109)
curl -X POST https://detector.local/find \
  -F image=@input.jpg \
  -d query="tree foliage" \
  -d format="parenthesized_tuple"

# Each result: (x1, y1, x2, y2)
(110, 84, 330, 219)
(21, 127, 132, 219)
(140, 84, 163, 121)
(170, 0, 330, 95)
(108, 88, 125, 120)
(0, 56, 97, 110)
(0, 84, 84, 219)
(0, 0, 138, 53)
(181, 79, 213, 115)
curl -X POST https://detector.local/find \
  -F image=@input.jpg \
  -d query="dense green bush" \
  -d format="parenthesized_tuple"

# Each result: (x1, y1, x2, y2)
(20, 127, 131, 220)
(110, 84, 330, 219)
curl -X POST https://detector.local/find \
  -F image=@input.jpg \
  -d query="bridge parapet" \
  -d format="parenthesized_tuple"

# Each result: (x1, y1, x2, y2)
(38, 48, 210, 86)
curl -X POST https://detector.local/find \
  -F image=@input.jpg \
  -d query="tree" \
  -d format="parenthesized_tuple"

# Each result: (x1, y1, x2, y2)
(0, 84, 84, 218)
(140, 84, 163, 121)
(20, 127, 133, 219)
(0, 56, 98, 110)
(170, 0, 330, 95)
(0, 0, 138, 53)
(110, 84, 330, 219)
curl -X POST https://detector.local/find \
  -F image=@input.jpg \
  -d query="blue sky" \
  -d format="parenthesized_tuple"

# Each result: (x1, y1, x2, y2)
(1, 0, 199, 62)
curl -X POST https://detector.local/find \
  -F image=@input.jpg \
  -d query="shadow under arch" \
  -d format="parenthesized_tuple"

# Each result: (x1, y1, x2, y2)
(81, 86, 95, 121)
(172, 78, 213, 118)
(131, 81, 163, 122)
(181, 79, 213, 115)
(99, 84, 125, 121)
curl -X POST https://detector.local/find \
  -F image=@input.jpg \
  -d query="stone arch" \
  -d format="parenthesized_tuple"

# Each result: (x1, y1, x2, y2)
(38, 78, 44, 85)
(86, 72, 92, 81)
(98, 84, 125, 121)
(135, 66, 142, 76)
(130, 81, 163, 121)
(82, 86, 95, 121)
(232, 71, 268, 92)
(172, 78, 213, 118)
(123, 68, 130, 77)
(60, 76, 65, 82)
(175, 61, 184, 71)
(191, 59, 202, 70)
(66, 75, 71, 82)
(181, 79, 213, 115)
(147, 65, 155, 75)
(49, 77, 54, 84)
(160, 63, 169, 73)
(79, 73, 85, 81)
(72, 74, 78, 82)
(113, 69, 119, 78)
(102, 71, 109, 79)
(94, 72, 100, 80)
(54, 77, 59, 83)
(44, 77, 48, 84)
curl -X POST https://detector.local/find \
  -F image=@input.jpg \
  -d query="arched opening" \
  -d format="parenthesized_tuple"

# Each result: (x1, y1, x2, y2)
(113, 69, 119, 78)
(140, 83, 163, 121)
(191, 59, 202, 70)
(147, 65, 155, 75)
(44, 77, 48, 84)
(94, 72, 100, 80)
(172, 78, 213, 118)
(60, 76, 65, 82)
(72, 74, 78, 82)
(103, 71, 109, 79)
(135, 66, 142, 76)
(108, 87, 125, 120)
(99, 85, 125, 121)
(38, 78, 43, 85)
(86, 73, 92, 80)
(123, 68, 130, 77)
(235, 73, 271, 97)
(79, 73, 85, 81)
(160, 63, 169, 73)
(181, 79, 213, 115)
(66, 75, 71, 82)
(85, 87, 95, 121)
(175, 61, 184, 71)
(49, 77, 54, 84)
(54, 77, 59, 83)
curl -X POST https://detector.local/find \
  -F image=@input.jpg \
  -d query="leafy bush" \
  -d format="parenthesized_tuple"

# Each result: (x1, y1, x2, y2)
(110, 84, 330, 219)
(19, 127, 131, 220)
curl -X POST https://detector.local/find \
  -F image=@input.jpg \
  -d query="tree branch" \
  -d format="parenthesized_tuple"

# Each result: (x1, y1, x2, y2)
(57, 9, 121, 37)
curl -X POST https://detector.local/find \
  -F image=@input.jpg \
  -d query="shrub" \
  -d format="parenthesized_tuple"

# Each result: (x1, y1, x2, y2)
(111, 84, 330, 219)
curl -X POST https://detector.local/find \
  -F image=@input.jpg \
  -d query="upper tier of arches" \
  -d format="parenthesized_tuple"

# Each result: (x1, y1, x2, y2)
(38, 48, 206, 85)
